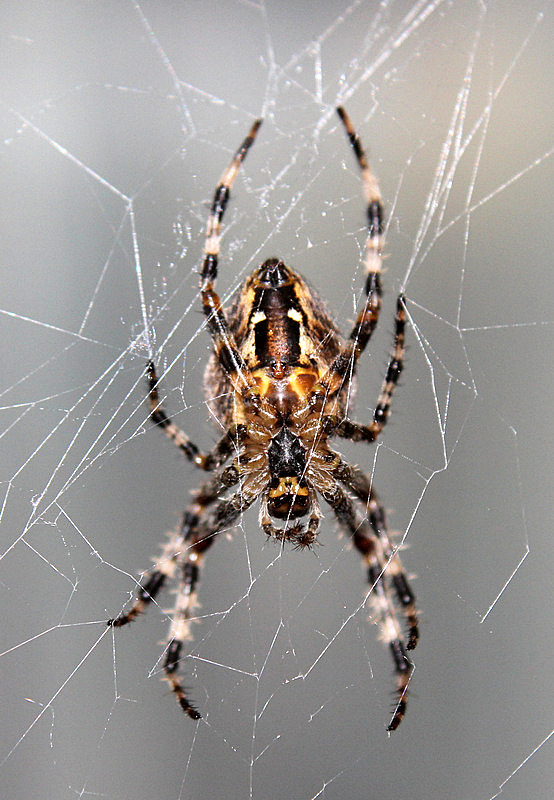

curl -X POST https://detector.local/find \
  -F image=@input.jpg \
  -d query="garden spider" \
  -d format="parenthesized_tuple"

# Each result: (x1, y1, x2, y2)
(108, 107, 418, 731)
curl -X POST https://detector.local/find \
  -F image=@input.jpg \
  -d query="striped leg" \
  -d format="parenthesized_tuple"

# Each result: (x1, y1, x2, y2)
(310, 109, 405, 427)
(319, 294, 406, 442)
(107, 528, 179, 628)
(201, 118, 262, 286)
(337, 105, 384, 360)
(309, 107, 385, 404)
(163, 557, 203, 719)
(108, 465, 253, 719)
(107, 465, 240, 629)
(162, 482, 258, 718)
(333, 459, 418, 650)
(370, 293, 406, 437)
(200, 119, 263, 397)
(316, 482, 414, 731)
(147, 360, 246, 469)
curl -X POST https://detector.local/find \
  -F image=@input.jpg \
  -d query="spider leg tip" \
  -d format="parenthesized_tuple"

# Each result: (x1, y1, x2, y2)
(249, 118, 263, 137)
(106, 615, 129, 628)
(182, 701, 202, 721)
(386, 704, 406, 732)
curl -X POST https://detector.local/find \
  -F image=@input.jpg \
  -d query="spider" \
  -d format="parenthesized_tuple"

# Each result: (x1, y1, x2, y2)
(108, 107, 418, 731)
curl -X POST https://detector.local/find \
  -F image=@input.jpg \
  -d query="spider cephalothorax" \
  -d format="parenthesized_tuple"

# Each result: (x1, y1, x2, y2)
(109, 108, 418, 731)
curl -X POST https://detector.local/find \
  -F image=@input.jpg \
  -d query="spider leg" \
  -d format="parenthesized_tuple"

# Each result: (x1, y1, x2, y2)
(336, 105, 383, 361)
(162, 481, 259, 718)
(367, 292, 406, 439)
(319, 294, 406, 442)
(307, 107, 385, 404)
(309, 109, 403, 408)
(146, 360, 246, 469)
(201, 118, 262, 287)
(200, 119, 263, 398)
(295, 489, 323, 550)
(107, 464, 240, 628)
(164, 554, 203, 719)
(107, 530, 177, 628)
(333, 459, 418, 650)
(313, 480, 414, 731)
(109, 467, 257, 720)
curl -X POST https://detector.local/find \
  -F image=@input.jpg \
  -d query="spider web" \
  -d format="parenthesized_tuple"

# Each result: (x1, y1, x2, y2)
(1, 1, 553, 798)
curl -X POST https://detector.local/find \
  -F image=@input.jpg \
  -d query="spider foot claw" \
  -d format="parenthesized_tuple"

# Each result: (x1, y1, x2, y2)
(181, 699, 202, 720)
(107, 609, 139, 627)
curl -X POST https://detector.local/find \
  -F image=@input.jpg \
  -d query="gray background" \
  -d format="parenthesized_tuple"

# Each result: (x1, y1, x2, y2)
(1, 2, 552, 798)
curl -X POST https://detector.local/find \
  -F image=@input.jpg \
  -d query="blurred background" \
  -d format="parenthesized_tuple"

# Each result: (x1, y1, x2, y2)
(1, 2, 552, 798)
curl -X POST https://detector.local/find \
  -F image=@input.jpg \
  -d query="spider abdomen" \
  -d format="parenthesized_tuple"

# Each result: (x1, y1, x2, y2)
(205, 258, 347, 424)
(252, 260, 302, 370)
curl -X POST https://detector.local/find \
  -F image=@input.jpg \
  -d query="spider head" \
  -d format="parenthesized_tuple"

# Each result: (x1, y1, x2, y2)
(267, 476, 310, 519)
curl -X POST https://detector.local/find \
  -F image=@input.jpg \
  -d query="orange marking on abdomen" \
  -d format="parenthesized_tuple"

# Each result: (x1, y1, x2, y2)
(253, 366, 320, 414)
